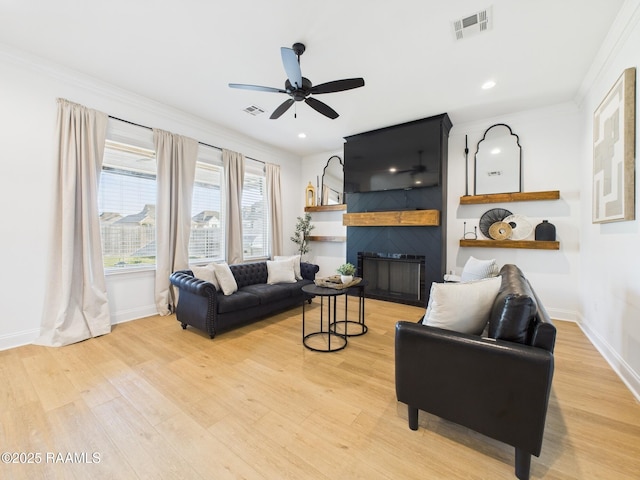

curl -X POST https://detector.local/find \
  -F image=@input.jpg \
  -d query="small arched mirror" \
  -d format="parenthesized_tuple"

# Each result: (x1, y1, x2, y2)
(321, 155, 343, 205)
(474, 124, 522, 195)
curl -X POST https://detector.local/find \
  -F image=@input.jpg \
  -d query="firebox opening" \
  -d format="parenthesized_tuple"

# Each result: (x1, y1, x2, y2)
(358, 252, 426, 307)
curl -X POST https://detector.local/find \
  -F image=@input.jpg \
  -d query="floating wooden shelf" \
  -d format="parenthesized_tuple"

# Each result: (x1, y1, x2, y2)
(459, 190, 560, 205)
(304, 204, 347, 212)
(459, 239, 560, 250)
(343, 210, 440, 227)
(306, 235, 346, 243)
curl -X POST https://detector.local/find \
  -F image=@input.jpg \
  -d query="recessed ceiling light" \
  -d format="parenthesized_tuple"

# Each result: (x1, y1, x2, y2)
(482, 80, 496, 90)
(389, 167, 397, 173)
(298, 132, 307, 139)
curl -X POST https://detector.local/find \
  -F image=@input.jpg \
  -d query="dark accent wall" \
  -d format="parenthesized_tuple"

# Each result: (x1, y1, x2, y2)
(344, 113, 452, 307)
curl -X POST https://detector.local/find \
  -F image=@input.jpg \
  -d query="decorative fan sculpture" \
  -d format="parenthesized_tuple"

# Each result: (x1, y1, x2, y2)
(503, 214, 533, 240)
(229, 42, 365, 119)
(479, 208, 512, 239)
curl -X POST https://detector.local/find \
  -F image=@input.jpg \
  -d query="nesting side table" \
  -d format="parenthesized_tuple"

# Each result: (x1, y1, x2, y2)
(301, 284, 348, 352)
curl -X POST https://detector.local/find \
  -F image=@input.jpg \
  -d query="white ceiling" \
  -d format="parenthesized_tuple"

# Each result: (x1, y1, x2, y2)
(0, 0, 625, 157)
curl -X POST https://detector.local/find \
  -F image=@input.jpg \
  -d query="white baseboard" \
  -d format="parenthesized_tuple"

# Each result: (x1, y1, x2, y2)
(577, 320, 640, 403)
(110, 305, 158, 325)
(0, 328, 40, 351)
(546, 307, 580, 323)
(0, 305, 158, 351)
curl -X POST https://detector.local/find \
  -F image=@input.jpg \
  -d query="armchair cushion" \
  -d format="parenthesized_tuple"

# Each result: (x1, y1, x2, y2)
(488, 266, 538, 345)
(422, 276, 501, 335)
(460, 256, 499, 282)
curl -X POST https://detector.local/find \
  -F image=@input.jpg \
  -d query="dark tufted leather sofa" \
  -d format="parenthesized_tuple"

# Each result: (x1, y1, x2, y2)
(169, 261, 319, 339)
(395, 264, 556, 480)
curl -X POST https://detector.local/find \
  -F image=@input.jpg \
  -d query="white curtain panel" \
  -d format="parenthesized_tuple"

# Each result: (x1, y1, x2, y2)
(266, 163, 283, 257)
(35, 99, 111, 346)
(223, 149, 245, 264)
(154, 129, 198, 315)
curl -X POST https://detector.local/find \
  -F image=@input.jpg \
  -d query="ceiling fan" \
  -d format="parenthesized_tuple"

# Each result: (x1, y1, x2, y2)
(229, 42, 365, 120)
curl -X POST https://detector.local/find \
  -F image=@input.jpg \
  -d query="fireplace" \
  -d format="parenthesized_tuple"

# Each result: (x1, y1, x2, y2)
(358, 252, 426, 307)
(344, 113, 451, 308)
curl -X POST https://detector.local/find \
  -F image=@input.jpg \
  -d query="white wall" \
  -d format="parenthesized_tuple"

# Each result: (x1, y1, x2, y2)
(447, 103, 583, 322)
(575, 1, 640, 399)
(300, 150, 347, 278)
(0, 44, 302, 350)
(446, 1, 640, 400)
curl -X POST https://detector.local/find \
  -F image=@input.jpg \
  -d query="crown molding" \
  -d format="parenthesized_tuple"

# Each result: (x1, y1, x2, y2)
(575, 0, 640, 107)
(0, 42, 300, 163)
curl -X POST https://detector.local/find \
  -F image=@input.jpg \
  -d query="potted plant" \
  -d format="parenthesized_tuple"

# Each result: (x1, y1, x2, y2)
(337, 262, 356, 284)
(290, 213, 314, 257)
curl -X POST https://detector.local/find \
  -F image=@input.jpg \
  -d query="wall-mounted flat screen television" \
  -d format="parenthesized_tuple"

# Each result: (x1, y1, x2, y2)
(344, 117, 442, 194)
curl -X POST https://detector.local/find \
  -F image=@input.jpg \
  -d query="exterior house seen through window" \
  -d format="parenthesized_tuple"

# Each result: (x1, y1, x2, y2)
(99, 141, 157, 269)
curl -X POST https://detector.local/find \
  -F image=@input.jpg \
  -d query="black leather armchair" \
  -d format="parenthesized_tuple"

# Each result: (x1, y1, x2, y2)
(395, 265, 556, 480)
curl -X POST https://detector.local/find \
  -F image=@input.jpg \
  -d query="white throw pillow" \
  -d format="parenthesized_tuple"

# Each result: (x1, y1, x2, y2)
(422, 276, 502, 335)
(267, 259, 297, 284)
(190, 263, 220, 290)
(460, 256, 499, 282)
(274, 254, 302, 280)
(213, 263, 238, 295)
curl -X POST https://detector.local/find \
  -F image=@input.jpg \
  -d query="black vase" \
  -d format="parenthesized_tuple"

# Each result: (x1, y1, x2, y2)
(535, 220, 556, 241)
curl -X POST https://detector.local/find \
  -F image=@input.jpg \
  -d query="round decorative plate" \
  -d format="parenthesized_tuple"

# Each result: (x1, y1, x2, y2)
(503, 214, 533, 240)
(489, 221, 513, 240)
(479, 208, 513, 239)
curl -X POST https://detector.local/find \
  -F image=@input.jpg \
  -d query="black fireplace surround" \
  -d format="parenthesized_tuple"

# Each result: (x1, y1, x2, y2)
(344, 113, 452, 308)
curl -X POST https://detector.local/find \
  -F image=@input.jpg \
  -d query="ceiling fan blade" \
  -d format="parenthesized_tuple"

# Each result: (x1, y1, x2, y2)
(280, 47, 303, 89)
(309, 78, 365, 95)
(305, 97, 339, 119)
(229, 83, 288, 94)
(270, 99, 295, 119)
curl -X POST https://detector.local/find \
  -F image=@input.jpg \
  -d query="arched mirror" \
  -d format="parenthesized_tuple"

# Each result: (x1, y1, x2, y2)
(474, 124, 522, 195)
(321, 155, 343, 205)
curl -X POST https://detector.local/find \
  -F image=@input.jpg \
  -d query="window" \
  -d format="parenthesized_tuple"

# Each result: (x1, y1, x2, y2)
(98, 118, 269, 270)
(99, 120, 156, 270)
(242, 159, 269, 259)
(190, 146, 224, 263)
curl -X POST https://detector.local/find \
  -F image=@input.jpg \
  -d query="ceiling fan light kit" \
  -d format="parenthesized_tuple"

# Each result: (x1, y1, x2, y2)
(229, 42, 365, 120)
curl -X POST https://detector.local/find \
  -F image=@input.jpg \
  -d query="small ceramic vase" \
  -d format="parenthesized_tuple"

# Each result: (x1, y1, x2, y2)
(535, 220, 556, 241)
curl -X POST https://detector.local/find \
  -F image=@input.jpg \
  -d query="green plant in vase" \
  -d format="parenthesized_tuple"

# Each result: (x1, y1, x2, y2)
(290, 213, 314, 257)
(337, 262, 356, 284)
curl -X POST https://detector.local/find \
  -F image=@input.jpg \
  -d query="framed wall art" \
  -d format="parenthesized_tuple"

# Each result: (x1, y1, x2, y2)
(592, 67, 636, 223)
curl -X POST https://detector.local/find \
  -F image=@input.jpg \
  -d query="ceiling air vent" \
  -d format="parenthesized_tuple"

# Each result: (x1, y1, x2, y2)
(243, 105, 265, 116)
(452, 6, 492, 40)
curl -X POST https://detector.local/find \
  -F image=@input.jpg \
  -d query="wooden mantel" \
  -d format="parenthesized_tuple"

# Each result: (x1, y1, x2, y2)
(342, 210, 440, 227)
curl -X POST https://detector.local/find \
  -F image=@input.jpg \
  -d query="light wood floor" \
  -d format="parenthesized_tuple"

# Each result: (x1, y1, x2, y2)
(1, 298, 639, 479)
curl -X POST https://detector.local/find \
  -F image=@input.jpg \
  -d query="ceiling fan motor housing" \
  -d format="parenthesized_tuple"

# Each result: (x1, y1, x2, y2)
(292, 42, 306, 56)
(286, 77, 313, 100)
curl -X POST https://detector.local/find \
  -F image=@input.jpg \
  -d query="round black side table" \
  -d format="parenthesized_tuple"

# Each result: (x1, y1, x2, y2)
(301, 284, 348, 352)
(330, 279, 369, 337)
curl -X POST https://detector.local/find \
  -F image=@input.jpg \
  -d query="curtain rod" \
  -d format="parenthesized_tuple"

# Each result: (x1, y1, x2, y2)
(108, 115, 264, 164)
